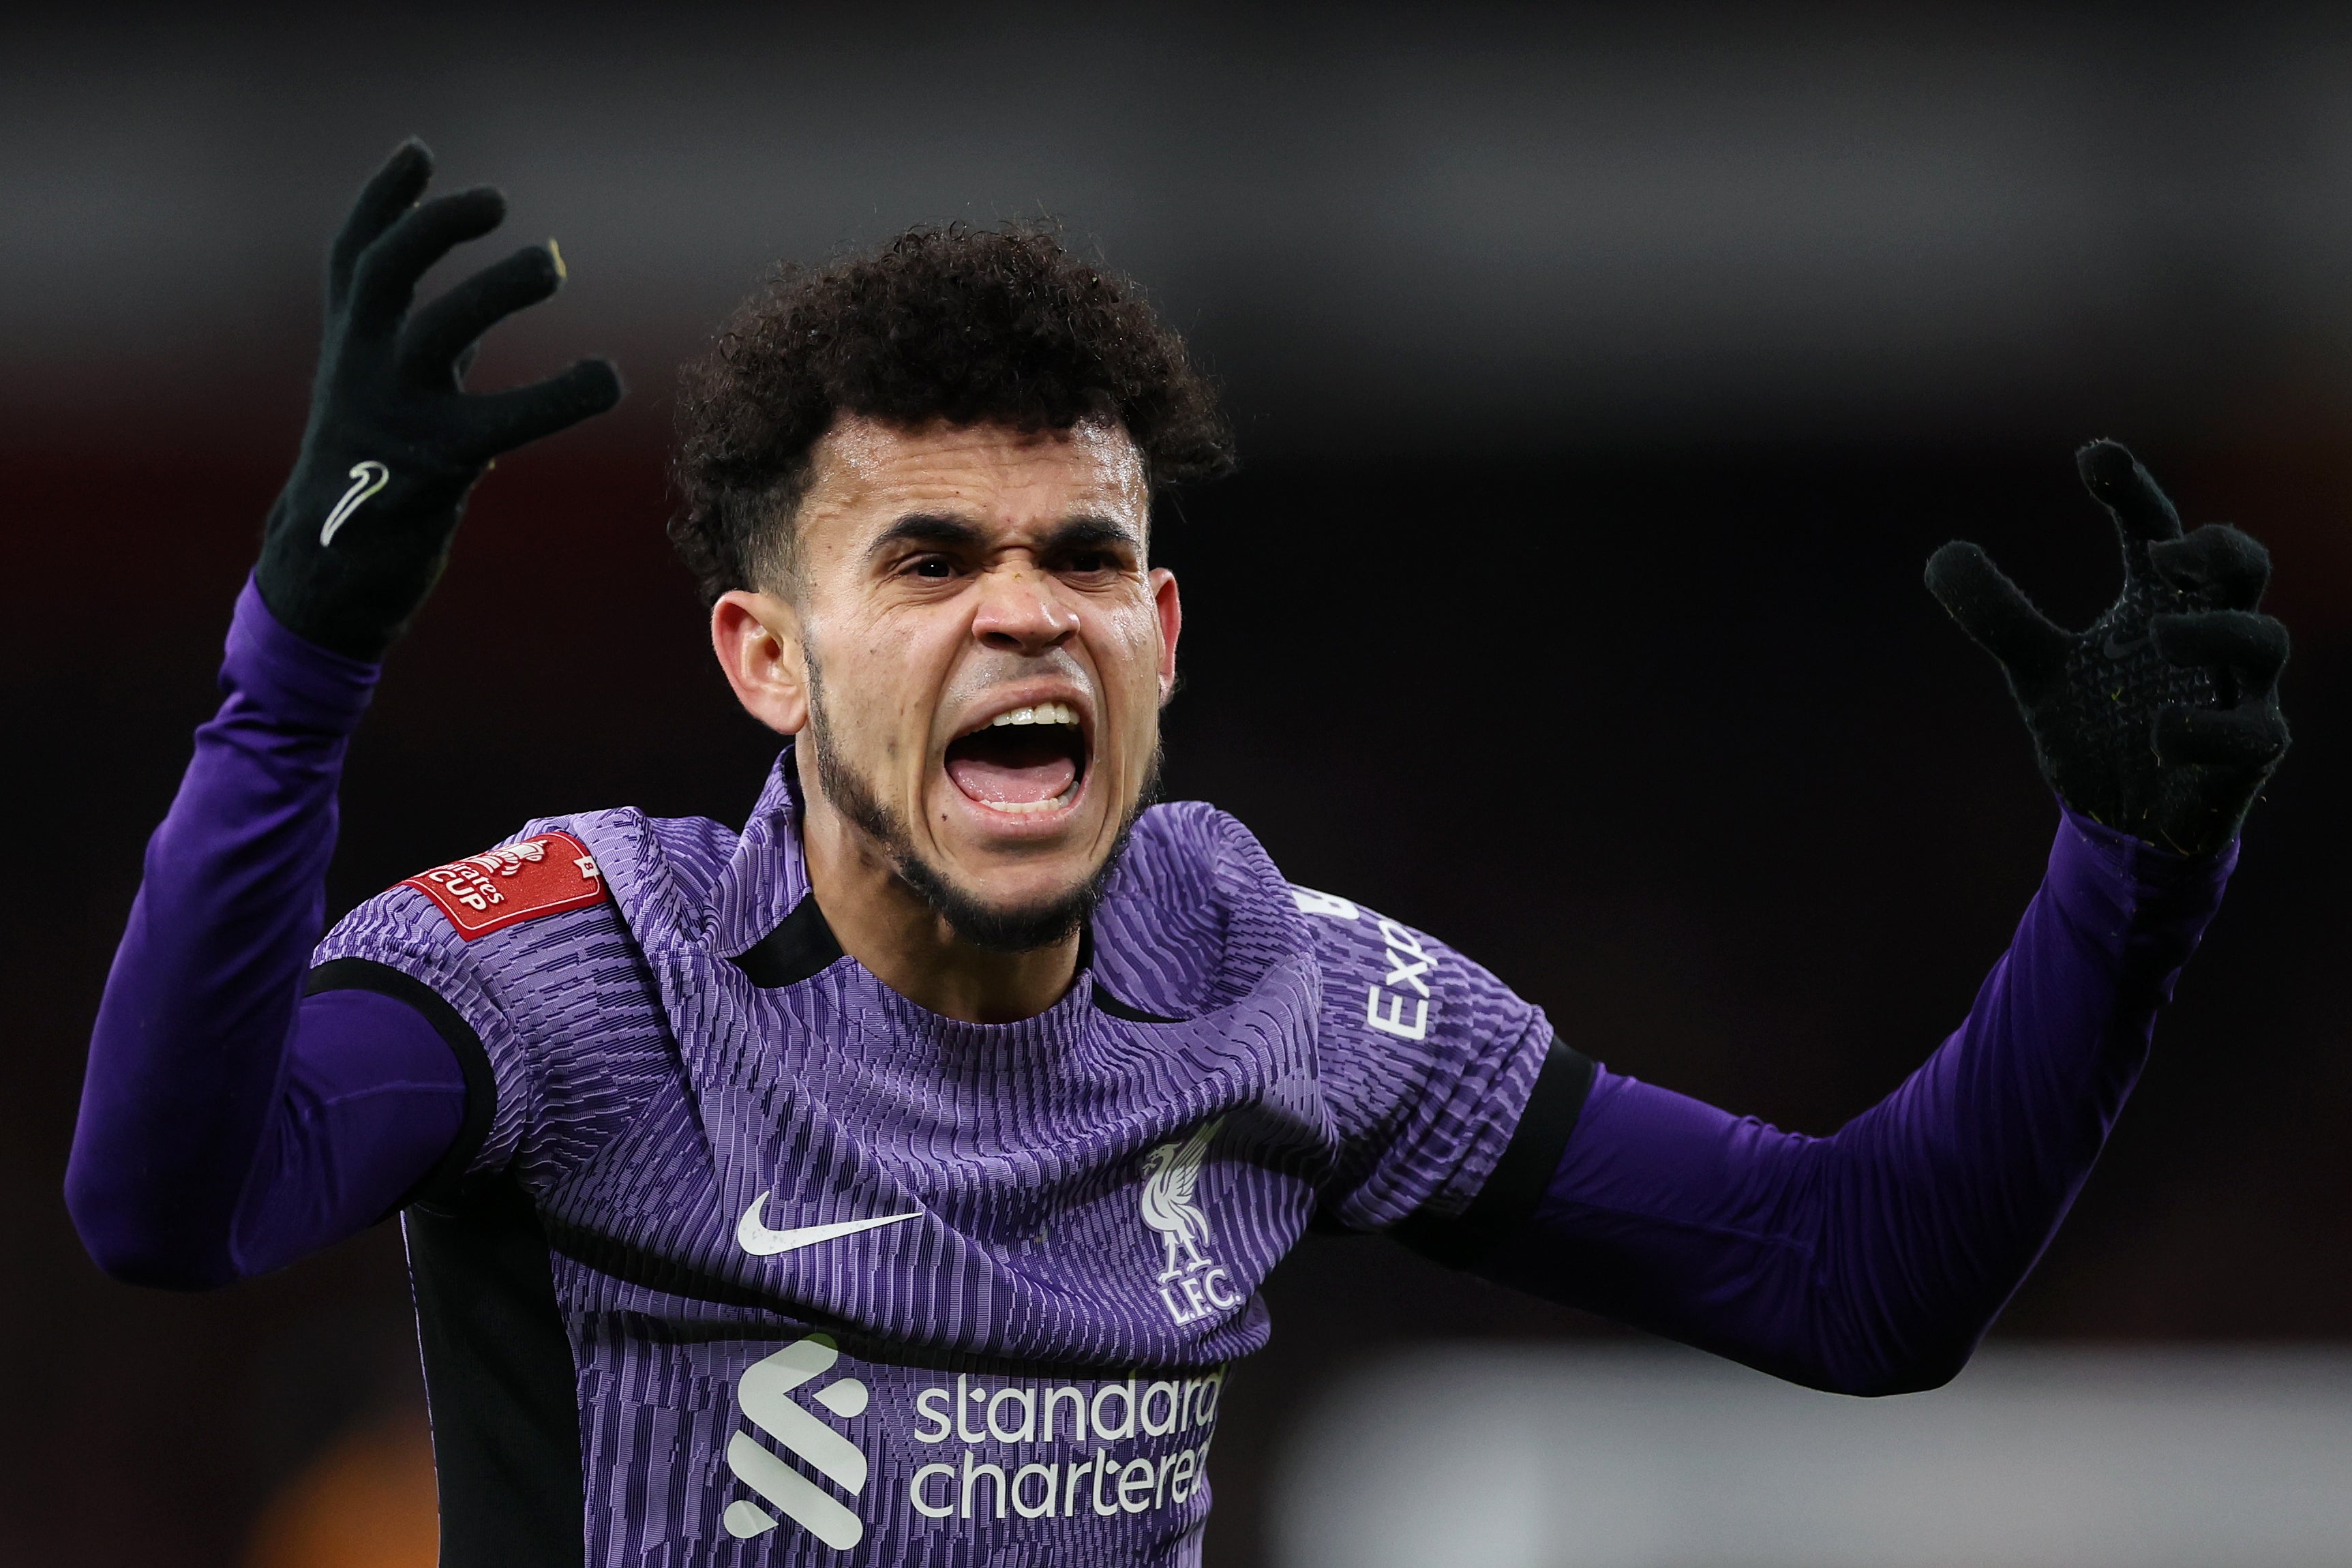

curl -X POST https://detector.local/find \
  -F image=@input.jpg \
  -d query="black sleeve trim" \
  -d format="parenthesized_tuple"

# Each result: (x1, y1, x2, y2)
(305, 956, 496, 1207)
(1392, 1036, 1596, 1269)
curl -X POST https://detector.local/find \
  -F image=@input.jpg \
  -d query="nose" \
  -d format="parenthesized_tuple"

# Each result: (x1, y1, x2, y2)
(971, 565, 1080, 657)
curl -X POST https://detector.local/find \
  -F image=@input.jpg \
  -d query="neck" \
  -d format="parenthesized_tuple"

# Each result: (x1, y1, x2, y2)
(794, 755, 1081, 1025)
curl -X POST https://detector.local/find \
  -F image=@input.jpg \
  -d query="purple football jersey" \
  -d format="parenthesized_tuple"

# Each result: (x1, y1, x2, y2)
(313, 753, 1553, 1566)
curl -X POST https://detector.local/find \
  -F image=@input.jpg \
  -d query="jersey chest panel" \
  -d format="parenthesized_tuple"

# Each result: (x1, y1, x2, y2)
(532, 849, 1332, 1564)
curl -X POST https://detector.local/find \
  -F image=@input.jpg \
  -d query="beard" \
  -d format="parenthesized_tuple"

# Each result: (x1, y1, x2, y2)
(803, 654, 1160, 954)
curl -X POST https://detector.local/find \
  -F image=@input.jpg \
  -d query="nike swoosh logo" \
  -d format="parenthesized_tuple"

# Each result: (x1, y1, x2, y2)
(736, 1192, 921, 1257)
(2102, 629, 2150, 661)
(318, 461, 389, 547)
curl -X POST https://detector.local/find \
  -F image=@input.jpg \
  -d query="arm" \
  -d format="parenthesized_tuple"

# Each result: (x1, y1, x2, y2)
(1478, 805, 2229, 1394)
(65, 583, 467, 1285)
(65, 141, 621, 1286)
(1478, 443, 2285, 1391)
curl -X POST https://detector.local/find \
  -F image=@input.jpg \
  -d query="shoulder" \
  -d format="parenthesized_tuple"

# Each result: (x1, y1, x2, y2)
(1108, 804, 1466, 983)
(1288, 882, 1534, 1053)
(1093, 802, 1314, 1016)
(1281, 883, 1557, 1234)
(312, 806, 719, 1181)
(1115, 800, 1283, 911)
(315, 804, 733, 1007)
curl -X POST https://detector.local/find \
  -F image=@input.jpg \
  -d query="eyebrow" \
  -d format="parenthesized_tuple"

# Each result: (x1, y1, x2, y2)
(1044, 515, 1142, 554)
(864, 511, 1143, 564)
(866, 513, 986, 562)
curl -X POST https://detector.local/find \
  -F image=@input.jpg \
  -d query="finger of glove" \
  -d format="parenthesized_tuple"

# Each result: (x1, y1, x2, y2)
(399, 244, 563, 383)
(2149, 609, 2289, 692)
(2077, 438, 2184, 545)
(2147, 523, 2271, 610)
(1924, 541, 2070, 686)
(348, 187, 509, 337)
(328, 140, 433, 308)
(456, 359, 624, 458)
(2154, 705, 2288, 768)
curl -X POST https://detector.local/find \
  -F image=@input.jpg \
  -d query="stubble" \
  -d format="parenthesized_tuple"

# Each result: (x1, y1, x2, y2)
(802, 652, 1158, 954)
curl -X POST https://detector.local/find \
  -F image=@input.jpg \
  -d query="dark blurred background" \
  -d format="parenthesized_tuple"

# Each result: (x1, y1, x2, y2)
(7, 4, 2352, 1564)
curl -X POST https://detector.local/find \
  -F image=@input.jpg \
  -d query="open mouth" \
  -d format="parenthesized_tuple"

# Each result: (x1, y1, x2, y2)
(944, 702, 1088, 815)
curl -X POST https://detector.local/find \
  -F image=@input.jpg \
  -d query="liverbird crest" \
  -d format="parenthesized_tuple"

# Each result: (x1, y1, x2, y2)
(1139, 1117, 1224, 1285)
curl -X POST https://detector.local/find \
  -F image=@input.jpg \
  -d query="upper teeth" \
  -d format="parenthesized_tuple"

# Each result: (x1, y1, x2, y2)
(989, 703, 1079, 728)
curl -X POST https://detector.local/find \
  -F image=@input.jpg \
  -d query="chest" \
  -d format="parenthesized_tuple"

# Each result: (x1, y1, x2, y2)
(541, 946, 1336, 1370)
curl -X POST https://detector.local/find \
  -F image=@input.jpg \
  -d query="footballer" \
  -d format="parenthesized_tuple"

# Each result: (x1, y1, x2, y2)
(70, 143, 2289, 1566)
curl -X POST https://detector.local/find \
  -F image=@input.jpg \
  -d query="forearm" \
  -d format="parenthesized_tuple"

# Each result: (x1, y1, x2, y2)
(1479, 806, 2232, 1393)
(66, 579, 460, 1284)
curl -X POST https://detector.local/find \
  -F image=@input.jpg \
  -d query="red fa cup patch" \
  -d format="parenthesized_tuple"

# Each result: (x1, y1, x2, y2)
(402, 830, 606, 940)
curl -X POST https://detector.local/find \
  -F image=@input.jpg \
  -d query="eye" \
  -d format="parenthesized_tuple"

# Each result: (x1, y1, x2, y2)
(906, 556, 956, 579)
(1063, 550, 1119, 575)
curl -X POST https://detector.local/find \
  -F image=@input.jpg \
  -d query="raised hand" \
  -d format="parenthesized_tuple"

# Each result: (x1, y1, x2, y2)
(1925, 440, 2289, 856)
(254, 140, 624, 659)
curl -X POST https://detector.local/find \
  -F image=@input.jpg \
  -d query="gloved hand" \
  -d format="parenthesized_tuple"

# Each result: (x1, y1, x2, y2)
(255, 139, 623, 660)
(1925, 440, 2289, 856)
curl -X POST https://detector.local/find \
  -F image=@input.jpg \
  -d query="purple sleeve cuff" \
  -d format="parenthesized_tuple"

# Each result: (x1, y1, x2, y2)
(224, 573, 382, 734)
(2046, 798, 2235, 986)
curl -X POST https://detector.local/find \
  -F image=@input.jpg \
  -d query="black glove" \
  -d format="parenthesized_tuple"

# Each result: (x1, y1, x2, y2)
(1925, 440, 2289, 856)
(255, 139, 622, 660)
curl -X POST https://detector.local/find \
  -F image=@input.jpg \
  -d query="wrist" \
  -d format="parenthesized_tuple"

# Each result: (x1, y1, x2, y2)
(224, 573, 383, 736)
(2045, 796, 2234, 973)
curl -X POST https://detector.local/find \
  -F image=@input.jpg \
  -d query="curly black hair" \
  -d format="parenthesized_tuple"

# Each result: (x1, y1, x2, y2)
(670, 222, 1234, 605)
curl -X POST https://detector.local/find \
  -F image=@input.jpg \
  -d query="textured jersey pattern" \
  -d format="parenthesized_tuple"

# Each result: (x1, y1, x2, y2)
(315, 755, 1551, 1565)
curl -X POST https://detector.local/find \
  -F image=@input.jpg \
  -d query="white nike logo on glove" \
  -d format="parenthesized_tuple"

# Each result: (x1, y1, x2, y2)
(736, 1192, 920, 1257)
(318, 461, 390, 546)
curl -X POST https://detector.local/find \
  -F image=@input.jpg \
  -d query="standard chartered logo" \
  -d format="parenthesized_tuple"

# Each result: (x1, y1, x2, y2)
(909, 1370, 1222, 1522)
(718, 1338, 1224, 1548)
(723, 1335, 873, 1550)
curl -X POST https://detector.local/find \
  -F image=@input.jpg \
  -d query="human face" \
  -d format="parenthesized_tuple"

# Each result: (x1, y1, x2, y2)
(729, 416, 1179, 946)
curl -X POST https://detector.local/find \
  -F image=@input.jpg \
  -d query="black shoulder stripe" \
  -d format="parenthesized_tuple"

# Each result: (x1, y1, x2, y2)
(305, 956, 496, 1207)
(1392, 1036, 1596, 1269)
(729, 894, 845, 989)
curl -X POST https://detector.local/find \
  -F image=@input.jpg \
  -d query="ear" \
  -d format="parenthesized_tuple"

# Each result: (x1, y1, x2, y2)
(1149, 567, 1182, 705)
(711, 590, 809, 734)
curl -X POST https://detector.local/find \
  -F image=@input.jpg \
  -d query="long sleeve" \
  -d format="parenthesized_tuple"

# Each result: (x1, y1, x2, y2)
(67, 577, 467, 1288)
(1477, 807, 2233, 1395)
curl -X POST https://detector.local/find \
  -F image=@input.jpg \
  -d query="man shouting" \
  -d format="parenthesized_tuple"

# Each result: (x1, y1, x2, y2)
(70, 142, 2289, 1567)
